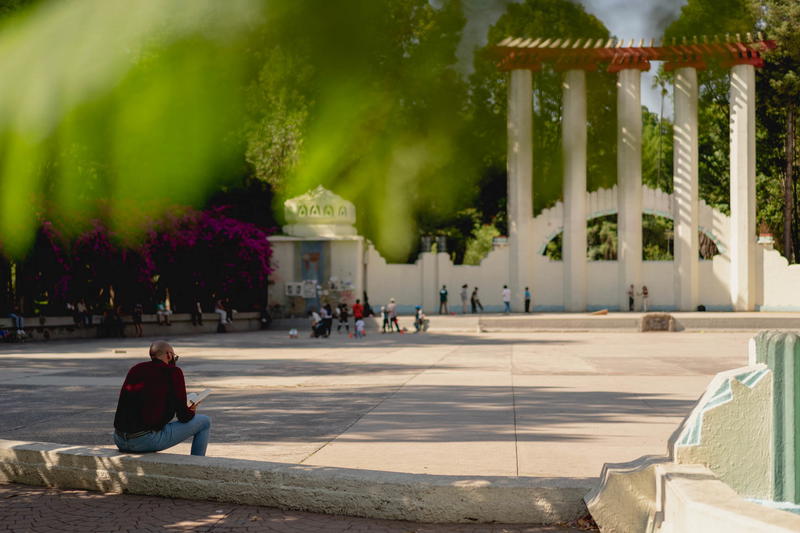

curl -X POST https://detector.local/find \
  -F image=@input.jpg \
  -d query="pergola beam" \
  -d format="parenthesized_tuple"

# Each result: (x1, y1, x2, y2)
(495, 35, 776, 72)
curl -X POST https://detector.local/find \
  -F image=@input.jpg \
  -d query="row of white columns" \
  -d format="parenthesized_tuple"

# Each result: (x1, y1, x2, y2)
(506, 63, 757, 312)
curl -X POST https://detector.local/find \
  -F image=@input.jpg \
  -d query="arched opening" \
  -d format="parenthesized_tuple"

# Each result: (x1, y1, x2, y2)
(542, 214, 720, 260)
(543, 214, 618, 261)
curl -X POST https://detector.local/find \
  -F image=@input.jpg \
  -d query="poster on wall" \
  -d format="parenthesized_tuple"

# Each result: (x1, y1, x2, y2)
(301, 280, 318, 299)
(285, 282, 303, 297)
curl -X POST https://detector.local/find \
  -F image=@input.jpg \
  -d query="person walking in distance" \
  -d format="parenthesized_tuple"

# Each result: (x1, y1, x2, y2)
(190, 298, 203, 327)
(627, 284, 635, 312)
(640, 285, 649, 313)
(439, 285, 448, 314)
(213, 299, 227, 332)
(322, 303, 334, 337)
(381, 305, 390, 333)
(471, 287, 484, 313)
(337, 302, 350, 334)
(524, 287, 532, 313)
(460, 284, 468, 314)
(132, 303, 144, 337)
(502, 285, 512, 314)
(387, 298, 401, 332)
(352, 299, 364, 323)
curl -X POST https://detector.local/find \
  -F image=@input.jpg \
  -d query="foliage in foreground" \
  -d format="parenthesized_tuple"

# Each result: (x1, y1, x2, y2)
(3, 210, 273, 315)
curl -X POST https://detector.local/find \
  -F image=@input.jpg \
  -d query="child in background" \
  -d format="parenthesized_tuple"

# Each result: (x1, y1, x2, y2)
(355, 318, 365, 338)
(414, 306, 429, 333)
(337, 303, 350, 334)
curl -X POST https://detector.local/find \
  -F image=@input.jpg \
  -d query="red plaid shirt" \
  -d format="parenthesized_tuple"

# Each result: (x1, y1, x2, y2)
(114, 359, 194, 433)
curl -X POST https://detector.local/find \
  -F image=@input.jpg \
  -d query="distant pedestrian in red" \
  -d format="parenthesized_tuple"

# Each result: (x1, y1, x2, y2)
(352, 299, 364, 321)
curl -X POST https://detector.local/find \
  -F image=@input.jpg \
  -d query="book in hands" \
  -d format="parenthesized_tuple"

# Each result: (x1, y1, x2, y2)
(186, 389, 212, 407)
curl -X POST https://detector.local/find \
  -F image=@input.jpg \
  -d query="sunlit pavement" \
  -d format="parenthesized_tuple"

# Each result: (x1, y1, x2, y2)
(0, 483, 595, 532)
(0, 328, 754, 528)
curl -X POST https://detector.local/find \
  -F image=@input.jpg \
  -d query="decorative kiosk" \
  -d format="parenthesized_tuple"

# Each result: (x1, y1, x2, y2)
(268, 186, 365, 316)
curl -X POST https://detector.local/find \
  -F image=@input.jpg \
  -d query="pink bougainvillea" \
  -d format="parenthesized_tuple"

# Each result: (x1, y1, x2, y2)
(145, 207, 274, 311)
(15, 208, 274, 313)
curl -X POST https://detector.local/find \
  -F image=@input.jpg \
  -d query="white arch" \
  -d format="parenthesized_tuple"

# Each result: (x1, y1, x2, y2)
(534, 186, 729, 255)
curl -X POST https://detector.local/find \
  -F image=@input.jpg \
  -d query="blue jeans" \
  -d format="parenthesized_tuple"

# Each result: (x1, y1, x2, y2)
(9, 313, 23, 330)
(114, 414, 211, 456)
(503, 302, 511, 313)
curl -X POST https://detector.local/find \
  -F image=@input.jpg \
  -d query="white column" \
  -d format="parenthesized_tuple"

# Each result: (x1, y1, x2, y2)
(729, 63, 756, 311)
(672, 67, 699, 311)
(508, 69, 533, 311)
(617, 68, 643, 311)
(562, 69, 587, 312)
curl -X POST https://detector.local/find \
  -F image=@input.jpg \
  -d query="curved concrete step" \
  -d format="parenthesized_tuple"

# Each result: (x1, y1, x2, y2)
(0, 439, 594, 524)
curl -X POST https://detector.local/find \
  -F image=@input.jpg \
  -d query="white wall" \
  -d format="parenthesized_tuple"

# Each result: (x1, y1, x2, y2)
(439, 245, 511, 310)
(759, 247, 800, 311)
(267, 240, 296, 308)
(642, 261, 674, 310)
(365, 245, 423, 311)
(366, 245, 510, 313)
(330, 239, 363, 304)
(700, 256, 732, 310)
(532, 256, 564, 310)
(585, 261, 618, 310)
(272, 186, 800, 313)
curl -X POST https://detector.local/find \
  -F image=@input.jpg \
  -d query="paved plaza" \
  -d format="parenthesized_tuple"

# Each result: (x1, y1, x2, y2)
(0, 326, 759, 530)
(0, 327, 752, 476)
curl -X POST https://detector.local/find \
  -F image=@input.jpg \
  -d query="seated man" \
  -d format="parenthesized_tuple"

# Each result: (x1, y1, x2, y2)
(113, 341, 211, 456)
(156, 300, 172, 325)
(9, 304, 24, 333)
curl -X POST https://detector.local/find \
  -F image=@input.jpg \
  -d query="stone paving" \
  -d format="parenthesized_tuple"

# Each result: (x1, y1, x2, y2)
(0, 483, 594, 532)
(0, 327, 756, 528)
(0, 328, 751, 474)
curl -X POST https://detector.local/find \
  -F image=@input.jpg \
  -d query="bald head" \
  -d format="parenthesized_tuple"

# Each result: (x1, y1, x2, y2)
(149, 340, 173, 363)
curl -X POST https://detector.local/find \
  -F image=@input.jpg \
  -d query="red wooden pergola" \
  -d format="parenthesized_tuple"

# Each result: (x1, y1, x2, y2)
(494, 32, 777, 72)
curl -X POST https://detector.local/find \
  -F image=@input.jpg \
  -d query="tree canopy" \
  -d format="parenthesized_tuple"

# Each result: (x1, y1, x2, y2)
(0, 0, 798, 280)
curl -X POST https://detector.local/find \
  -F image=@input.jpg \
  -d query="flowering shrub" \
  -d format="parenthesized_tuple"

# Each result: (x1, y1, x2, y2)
(145, 207, 274, 311)
(4, 208, 273, 314)
(69, 220, 156, 307)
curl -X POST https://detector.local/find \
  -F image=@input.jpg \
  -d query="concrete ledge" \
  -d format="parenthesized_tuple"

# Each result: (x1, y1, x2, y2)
(586, 457, 800, 533)
(465, 313, 800, 333)
(0, 439, 593, 524)
(479, 316, 640, 331)
(584, 455, 666, 533)
(654, 463, 800, 533)
(0, 312, 265, 342)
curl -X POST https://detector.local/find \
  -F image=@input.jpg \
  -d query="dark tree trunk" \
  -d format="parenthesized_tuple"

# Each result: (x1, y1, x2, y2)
(784, 104, 795, 262)
(793, 110, 800, 265)
(0, 260, 10, 315)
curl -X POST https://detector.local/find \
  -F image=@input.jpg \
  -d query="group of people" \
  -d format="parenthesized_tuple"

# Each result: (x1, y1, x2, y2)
(381, 298, 401, 333)
(439, 284, 487, 314)
(437, 284, 534, 314)
(308, 296, 435, 338)
(2, 295, 255, 342)
(627, 284, 650, 312)
(381, 298, 430, 333)
(308, 299, 366, 338)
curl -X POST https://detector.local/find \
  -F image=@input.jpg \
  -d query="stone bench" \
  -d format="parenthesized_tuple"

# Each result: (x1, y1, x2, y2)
(0, 312, 265, 341)
(0, 438, 592, 524)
